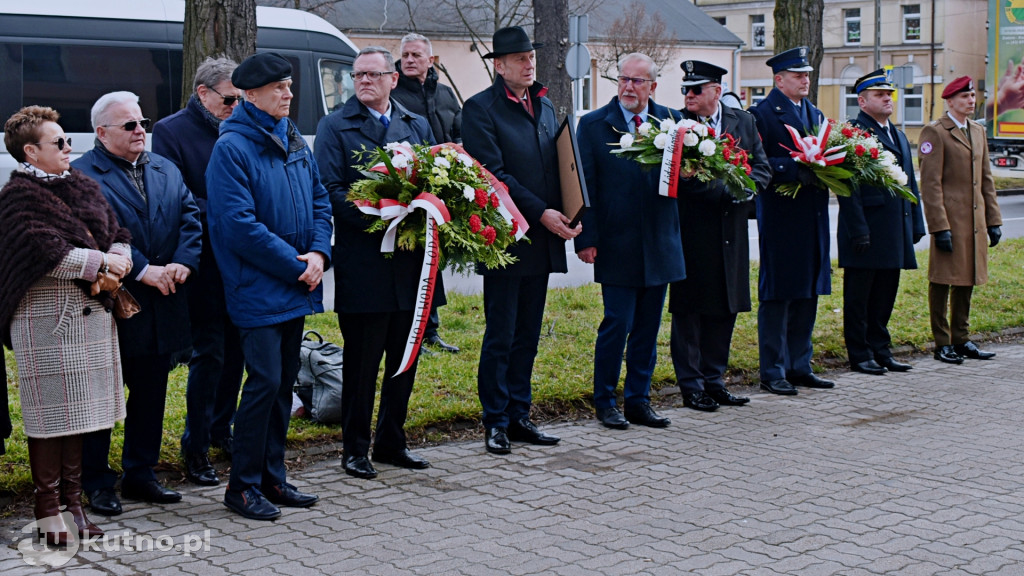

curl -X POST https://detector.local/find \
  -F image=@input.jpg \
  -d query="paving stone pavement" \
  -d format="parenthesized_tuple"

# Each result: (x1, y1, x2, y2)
(3, 343, 1024, 575)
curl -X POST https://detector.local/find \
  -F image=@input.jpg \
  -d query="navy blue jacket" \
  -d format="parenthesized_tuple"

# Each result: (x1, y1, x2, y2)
(462, 76, 567, 277)
(574, 97, 685, 287)
(749, 87, 831, 301)
(152, 95, 219, 215)
(670, 104, 772, 315)
(837, 111, 925, 270)
(206, 102, 334, 328)
(72, 148, 202, 357)
(314, 97, 436, 314)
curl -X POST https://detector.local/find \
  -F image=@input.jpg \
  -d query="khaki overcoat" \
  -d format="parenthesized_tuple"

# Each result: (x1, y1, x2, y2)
(918, 115, 1002, 286)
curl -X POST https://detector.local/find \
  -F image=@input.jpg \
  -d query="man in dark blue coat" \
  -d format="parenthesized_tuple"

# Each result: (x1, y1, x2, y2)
(671, 60, 772, 412)
(749, 46, 835, 395)
(207, 53, 332, 520)
(153, 56, 245, 487)
(315, 47, 435, 480)
(839, 69, 926, 375)
(73, 91, 201, 515)
(462, 26, 580, 455)
(575, 52, 683, 430)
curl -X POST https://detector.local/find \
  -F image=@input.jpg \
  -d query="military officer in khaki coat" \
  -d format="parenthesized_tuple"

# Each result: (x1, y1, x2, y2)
(918, 76, 1002, 364)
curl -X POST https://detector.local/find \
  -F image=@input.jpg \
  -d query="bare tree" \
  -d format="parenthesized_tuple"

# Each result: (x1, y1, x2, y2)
(591, 1, 675, 84)
(534, 0, 571, 119)
(182, 0, 257, 108)
(774, 0, 824, 103)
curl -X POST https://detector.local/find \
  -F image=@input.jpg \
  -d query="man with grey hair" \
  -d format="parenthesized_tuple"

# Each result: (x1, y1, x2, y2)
(391, 32, 461, 355)
(153, 56, 244, 487)
(574, 52, 683, 430)
(74, 91, 202, 515)
(315, 46, 435, 480)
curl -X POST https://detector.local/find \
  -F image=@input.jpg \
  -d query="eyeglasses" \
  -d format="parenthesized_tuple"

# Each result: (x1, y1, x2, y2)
(34, 137, 72, 151)
(617, 76, 653, 86)
(350, 71, 393, 81)
(102, 118, 151, 131)
(208, 85, 243, 106)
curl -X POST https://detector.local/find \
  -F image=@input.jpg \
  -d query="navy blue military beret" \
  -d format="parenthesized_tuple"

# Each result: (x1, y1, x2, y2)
(232, 52, 292, 90)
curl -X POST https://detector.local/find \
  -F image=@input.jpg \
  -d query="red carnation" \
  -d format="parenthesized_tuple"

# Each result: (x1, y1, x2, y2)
(481, 225, 497, 245)
(723, 148, 732, 161)
(870, 148, 879, 159)
(474, 188, 489, 208)
(743, 163, 752, 175)
(490, 193, 500, 208)
(510, 218, 519, 235)
(854, 144, 866, 156)
(725, 134, 736, 146)
(469, 214, 482, 233)
(842, 127, 854, 138)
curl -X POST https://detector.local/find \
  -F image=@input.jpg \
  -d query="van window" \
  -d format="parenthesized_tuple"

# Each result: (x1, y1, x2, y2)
(21, 44, 181, 133)
(320, 59, 353, 114)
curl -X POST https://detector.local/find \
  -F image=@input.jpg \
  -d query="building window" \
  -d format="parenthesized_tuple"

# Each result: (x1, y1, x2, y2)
(901, 86, 924, 124)
(750, 86, 767, 107)
(713, 16, 726, 26)
(751, 15, 765, 49)
(844, 87, 860, 122)
(904, 5, 921, 42)
(845, 9, 861, 45)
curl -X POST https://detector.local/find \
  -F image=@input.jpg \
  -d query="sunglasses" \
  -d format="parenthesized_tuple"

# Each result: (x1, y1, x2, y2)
(102, 118, 151, 131)
(681, 83, 720, 96)
(208, 85, 244, 106)
(34, 137, 72, 151)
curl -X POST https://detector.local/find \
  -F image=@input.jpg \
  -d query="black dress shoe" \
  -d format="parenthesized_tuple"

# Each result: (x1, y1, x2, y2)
(342, 454, 378, 479)
(263, 482, 318, 508)
(934, 345, 964, 364)
(224, 487, 280, 520)
(624, 403, 671, 427)
(88, 487, 122, 516)
(954, 341, 996, 360)
(485, 427, 511, 454)
(876, 357, 913, 372)
(424, 334, 460, 353)
(760, 379, 798, 395)
(851, 359, 887, 375)
(373, 447, 431, 469)
(706, 388, 750, 406)
(507, 418, 560, 445)
(183, 451, 219, 486)
(682, 391, 719, 412)
(789, 373, 835, 389)
(596, 407, 629, 430)
(121, 480, 182, 504)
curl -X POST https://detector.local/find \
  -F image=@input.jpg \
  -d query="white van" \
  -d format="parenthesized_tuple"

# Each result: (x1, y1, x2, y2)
(0, 0, 359, 184)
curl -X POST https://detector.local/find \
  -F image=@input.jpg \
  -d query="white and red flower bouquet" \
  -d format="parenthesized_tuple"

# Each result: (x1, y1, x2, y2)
(347, 141, 527, 272)
(609, 117, 757, 201)
(777, 119, 916, 203)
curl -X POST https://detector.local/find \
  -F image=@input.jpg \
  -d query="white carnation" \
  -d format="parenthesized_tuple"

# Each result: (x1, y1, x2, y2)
(678, 118, 698, 130)
(434, 156, 451, 169)
(682, 132, 699, 147)
(693, 123, 709, 138)
(659, 118, 676, 132)
(698, 139, 717, 157)
(638, 122, 652, 136)
(619, 133, 635, 148)
(463, 185, 475, 201)
(878, 151, 896, 167)
(458, 153, 474, 167)
(653, 133, 669, 150)
(392, 154, 409, 169)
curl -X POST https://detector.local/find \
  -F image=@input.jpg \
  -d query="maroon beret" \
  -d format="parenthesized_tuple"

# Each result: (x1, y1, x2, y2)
(941, 76, 973, 99)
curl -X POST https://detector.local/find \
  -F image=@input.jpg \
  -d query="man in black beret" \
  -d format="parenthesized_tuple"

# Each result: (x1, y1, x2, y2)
(207, 51, 333, 520)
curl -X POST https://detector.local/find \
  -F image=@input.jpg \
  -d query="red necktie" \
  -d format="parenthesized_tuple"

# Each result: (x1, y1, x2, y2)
(633, 115, 642, 131)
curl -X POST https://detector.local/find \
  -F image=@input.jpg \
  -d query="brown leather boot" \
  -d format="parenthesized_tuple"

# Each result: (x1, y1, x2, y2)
(60, 434, 103, 539)
(26, 437, 72, 546)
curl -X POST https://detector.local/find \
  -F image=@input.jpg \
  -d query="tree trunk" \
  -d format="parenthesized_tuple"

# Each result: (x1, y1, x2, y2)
(534, 0, 571, 121)
(773, 0, 823, 104)
(182, 0, 258, 108)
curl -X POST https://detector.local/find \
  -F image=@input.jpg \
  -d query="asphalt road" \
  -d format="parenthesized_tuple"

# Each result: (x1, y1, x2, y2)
(321, 192, 1024, 307)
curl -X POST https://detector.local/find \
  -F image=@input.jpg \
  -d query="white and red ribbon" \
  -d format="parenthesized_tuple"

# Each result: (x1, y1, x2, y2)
(783, 122, 846, 166)
(353, 192, 451, 376)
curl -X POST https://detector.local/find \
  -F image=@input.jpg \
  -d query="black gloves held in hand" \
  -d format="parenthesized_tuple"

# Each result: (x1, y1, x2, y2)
(934, 230, 953, 253)
(852, 235, 871, 254)
(796, 165, 818, 188)
(988, 226, 1002, 247)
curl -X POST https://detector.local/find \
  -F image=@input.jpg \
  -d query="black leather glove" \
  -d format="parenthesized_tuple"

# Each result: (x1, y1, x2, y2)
(852, 235, 870, 254)
(796, 165, 818, 188)
(988, 225, 1002, 247)
(913, 233, 925, 244)
(935, 230, 953, 253)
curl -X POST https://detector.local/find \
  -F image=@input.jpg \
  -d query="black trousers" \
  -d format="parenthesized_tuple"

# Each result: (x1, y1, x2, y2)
(929, 282, 974, 346)
(338, 311, 418, 458)
(843, 267, 901, 363)
(671, 311, 738, 395)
